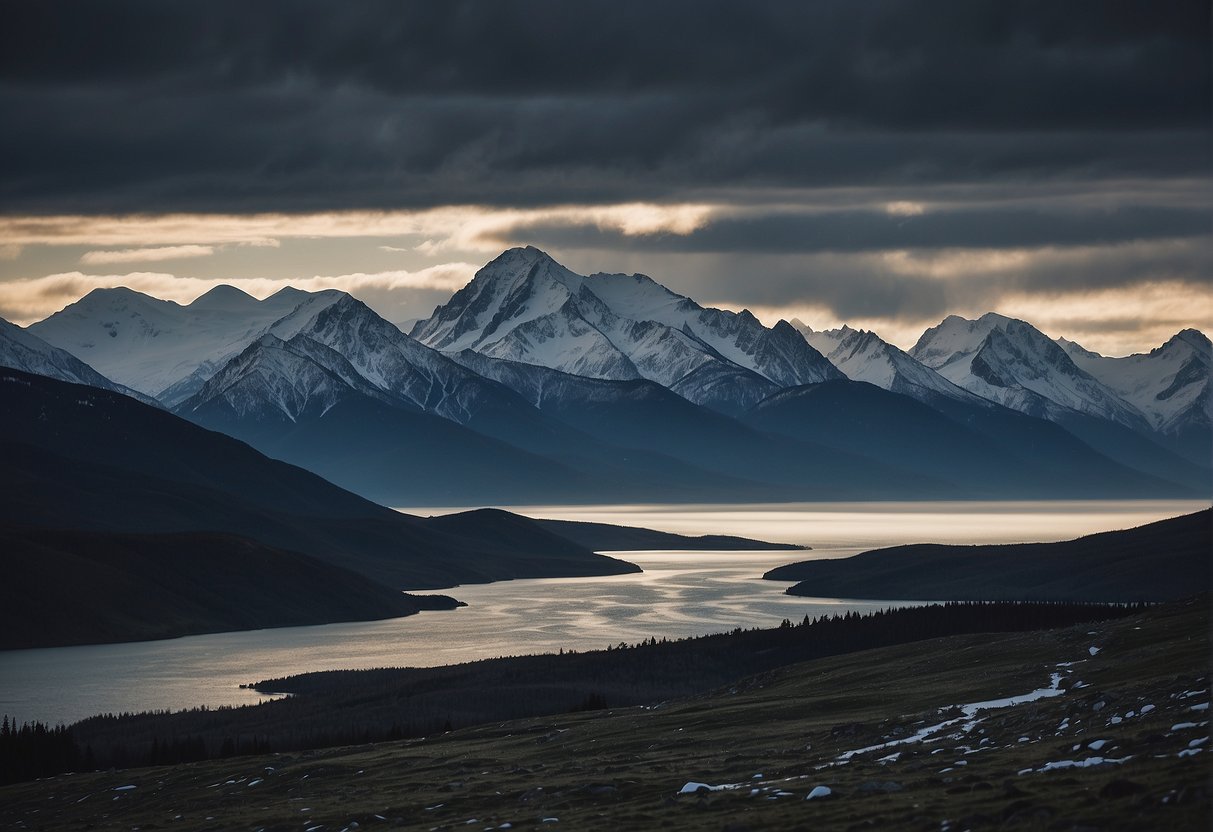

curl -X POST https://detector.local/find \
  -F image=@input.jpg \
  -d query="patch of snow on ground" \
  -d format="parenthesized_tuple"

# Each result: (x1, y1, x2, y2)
(1030, 755, 1132, 773)
(838, 671, 1066, 760)
(679, 782, 732, 794)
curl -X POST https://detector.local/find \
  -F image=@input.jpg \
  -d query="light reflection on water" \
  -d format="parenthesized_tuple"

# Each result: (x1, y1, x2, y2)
(0, 500, 1201, 726)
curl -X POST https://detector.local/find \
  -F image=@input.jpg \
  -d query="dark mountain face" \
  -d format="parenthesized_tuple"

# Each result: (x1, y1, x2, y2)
(174, 324, 778, 505)
(173, 332, 615, 506)
(451, 351, 953, 499)
(0, 369, 638, 590)
(744, 379, 1193, 499)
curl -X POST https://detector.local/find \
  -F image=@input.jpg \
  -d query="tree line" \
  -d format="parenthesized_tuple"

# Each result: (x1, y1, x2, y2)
(1, 600, 1145, 785)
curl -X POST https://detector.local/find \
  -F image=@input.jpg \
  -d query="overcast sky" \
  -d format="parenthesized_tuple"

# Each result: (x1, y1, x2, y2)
(1, 0, 1209, 353)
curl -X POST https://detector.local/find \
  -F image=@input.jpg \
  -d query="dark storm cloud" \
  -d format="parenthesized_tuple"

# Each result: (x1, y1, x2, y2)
(590, 251, 954, 321)
(0, 0, 1208, 213)
(488, 204, 1212, 255)
(565, 236, 1210, 325)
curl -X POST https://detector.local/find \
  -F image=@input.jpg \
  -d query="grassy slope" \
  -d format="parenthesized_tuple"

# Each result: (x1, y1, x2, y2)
(60, 603, 1123, 760)
(2, 599, 1207, 830)
(768, 508, 1212, 602)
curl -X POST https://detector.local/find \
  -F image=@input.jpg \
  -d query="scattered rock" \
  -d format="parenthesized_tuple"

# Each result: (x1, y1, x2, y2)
(1001, 800, 1055, 823)
(1002, 781, 1029, 798)
(1100, 779, 1146, 799)
(856, 780, 903, 794)
(830, 723, 862, 739)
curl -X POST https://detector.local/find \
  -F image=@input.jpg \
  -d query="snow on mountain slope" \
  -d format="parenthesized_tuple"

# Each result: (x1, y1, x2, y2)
(789, 318, 992, 409)
(821, 328, 990, 404)
(910, 313, 1151, 431)
(276, 293, 541, 427)
(668, 362, 781, 416)
(411, 247, 841, 403)
(180, 333, 402, 424)
(173, 291, 594, 462)
(29, 285, 336, 403)
(0, 317, 158, 405)
(790, 319, 854, 356)
(1060, 329, 1211, 437)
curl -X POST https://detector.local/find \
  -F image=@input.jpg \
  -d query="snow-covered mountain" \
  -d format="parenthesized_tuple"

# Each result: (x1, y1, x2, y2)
(175, 298, 798, 504)
(19, 247, 1206, 501)
(910, 313, 1152, 432)
(1057, 329, 1210, 470)
(29, 284, 334, 404)
(270, 295, 488, 419)
(411, 247, 841, 410)
(1059, 330, 1211, 439)
(0, 317, 156, 405)
(181, 333, 402, 425)
(177, 292, 595, 458)
(791, 321, 986, 407)
(790, 319, 854, 356)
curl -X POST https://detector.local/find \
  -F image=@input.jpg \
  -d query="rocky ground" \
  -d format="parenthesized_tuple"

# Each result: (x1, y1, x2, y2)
(1, 598, 1208, 831)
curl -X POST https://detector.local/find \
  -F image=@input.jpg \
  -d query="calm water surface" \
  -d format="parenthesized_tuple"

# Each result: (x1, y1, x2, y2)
(0, 500, 1201, 726)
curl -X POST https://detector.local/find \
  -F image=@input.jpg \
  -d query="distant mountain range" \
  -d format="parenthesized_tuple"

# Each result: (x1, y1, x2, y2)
(5, 245, 1209, 505)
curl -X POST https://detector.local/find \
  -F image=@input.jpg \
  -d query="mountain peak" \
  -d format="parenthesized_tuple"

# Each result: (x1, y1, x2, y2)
(266, 286, 310, 302)
(414, 248, 841, 393)
(484, 245, 560, 274)
(188, 284, 257, 311)
(72, 285, 173, 311)
(1169, 328, 1211, 357)
(914, 310, 1153, 432)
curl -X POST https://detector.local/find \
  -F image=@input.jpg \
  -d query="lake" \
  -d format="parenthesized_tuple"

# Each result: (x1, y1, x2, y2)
(0, 500, 1201, 726)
